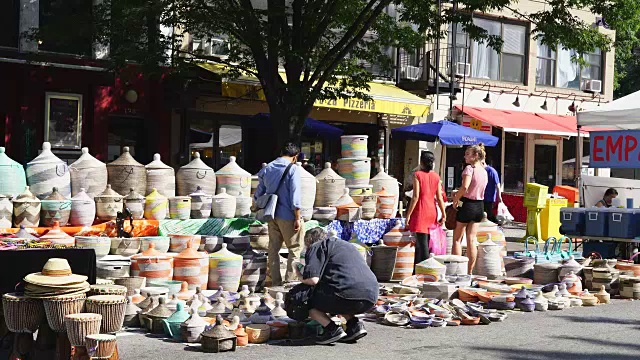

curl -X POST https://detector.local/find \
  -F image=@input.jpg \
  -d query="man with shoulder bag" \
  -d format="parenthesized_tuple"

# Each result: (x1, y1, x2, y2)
(254, 142, 304, 286)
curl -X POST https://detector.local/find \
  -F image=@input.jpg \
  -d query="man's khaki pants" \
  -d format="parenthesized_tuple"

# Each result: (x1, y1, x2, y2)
(268, 218, 304, 286)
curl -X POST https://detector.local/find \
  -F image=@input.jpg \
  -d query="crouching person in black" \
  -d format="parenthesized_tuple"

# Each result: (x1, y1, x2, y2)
(287, 228, 378, 345)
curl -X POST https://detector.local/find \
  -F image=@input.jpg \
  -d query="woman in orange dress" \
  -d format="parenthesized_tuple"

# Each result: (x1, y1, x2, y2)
(406, 151, 446, 268)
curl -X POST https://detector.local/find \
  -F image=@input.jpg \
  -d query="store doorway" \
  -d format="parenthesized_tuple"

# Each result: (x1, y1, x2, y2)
(534, 144, 557, 190)
(108, 116, 151, 163)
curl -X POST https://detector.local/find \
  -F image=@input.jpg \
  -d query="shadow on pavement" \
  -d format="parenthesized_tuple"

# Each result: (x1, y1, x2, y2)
(472, 345, 638, 360)
(554, 315, 640, 326)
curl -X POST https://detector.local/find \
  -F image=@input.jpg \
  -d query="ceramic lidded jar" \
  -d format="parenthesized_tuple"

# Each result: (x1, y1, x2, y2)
(95, 184, 124, 221)
(315, 162, 346, 207)
(0, 194, 12, 228)
(162, 301, 190, 340)
(147, 297, 174, 334)
(375, 187, 396, 219)
(189, 186, 212, 219)
(146, 153, 176, 197)
(70, 188, 96, 226)
(130, 243, 174, 281)
(177, 152, 216, 196)
(370, 166, 399, 217)
(26, 142, 71, 199)
(209, 243, 243, 292)
(144, 188, 168, 220)
(335, 188, 361, 222)
(0, 147, 26, 197)
(216, 156, 251, 198)
(40, 187, 72, 227)
(201, 315, 237, 353)
(123, 188, 145, 220)
(297, 162, 317, 221)
(169, 196, 191, 220)
(107, 146, 146, 197)
(173, 242, 209, 290)
(69, 147, 108, 199)
(180, 308, 208, 343)
(13, 186, 41, 228)
(211, 189, 236, 219)
(40, 221, 75, 246)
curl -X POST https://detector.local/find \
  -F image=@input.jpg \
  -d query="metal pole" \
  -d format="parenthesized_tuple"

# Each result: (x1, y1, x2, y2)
(576, 125, 583, 193)
(501, 128, 506, 188)
(435, 0, 442, 111)
(448, 0, 458, 117)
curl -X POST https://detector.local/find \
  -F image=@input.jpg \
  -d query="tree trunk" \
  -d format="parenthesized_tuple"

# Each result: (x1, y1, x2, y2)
(269, 104, 308, 157)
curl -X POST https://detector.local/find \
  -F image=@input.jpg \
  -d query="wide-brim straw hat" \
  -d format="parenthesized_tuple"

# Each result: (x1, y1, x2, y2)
(24, 258, 88, 286)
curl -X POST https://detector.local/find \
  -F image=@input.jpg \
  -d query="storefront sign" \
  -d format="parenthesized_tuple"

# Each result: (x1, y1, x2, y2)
(590, 130, 640, 168)
(462, 116, 492, 134)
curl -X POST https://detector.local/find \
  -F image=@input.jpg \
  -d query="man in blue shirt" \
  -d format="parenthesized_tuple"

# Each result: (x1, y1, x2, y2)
(483, 157, 502, 224)
(254, 142, 304, 286)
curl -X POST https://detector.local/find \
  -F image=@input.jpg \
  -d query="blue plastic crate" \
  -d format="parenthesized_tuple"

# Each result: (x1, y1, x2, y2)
(560, 207, 585, 236)
(608, 209, 640, 239)
(584, 208, 612, 237)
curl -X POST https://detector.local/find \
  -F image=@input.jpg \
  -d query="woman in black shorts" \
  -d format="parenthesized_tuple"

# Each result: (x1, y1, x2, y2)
(452, 144, 488, 273)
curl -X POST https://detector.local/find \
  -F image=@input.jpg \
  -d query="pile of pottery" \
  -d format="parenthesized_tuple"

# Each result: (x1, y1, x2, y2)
(2, 259, 123, 360)
(125, 283, 305, 353)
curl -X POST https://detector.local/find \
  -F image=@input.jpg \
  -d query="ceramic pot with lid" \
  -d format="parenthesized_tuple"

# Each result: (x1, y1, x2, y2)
(177, 152, 216, 196)
(370, 166, 399, 216)
(144, 188, 168, 220)
(216, 156, 251, 198)
(201, 315, 237, 353)
(106, 147, 146, 197)
(189, 186, 212, 219)
(131, 243, 174, 280)
(415, 256, 447, 282)
(0, 147, 26, 198)
(70, 188, 96, 226)
(13, 186, 41, 228)
(162, 301, 190, 340)
(173, 242, 209, 290)
(180, 308, 208, 343)
(69, 147, 108, 199)
(40, 221, 74, 247)
(169, 196, 191, 220)
(315, 162, 346, 207)
(211, 189, 236, 219)
(0, 194, 11, 228)
(335, 188, 361, 222)
(146, 297, 174, 334)
(209, 244, 243, 292)
(123, 188, 145, 220)
(95, 185, 124, 221)
(40, 187, 72, 227)
(375, 187, 396, 219)
(297, 162, 317, 220)
(146, 153, 176, 197)
(26, 142, 71, 199)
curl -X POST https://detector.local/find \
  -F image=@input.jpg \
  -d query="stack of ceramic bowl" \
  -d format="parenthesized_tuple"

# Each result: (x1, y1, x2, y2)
(591, 263, 620, 293)
(337, 135, 372, 218)
(619, 275, 640, 299)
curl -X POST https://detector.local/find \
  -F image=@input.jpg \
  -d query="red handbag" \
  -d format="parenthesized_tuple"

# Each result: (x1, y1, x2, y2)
(445, 205, 457, 230)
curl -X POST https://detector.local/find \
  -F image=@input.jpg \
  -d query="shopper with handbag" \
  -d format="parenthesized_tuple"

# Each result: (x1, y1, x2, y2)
(254, 142, 304, 286)
(451, 144, 488, 274)
(405, 151, 446, 268)
(289, 228, 378, 345)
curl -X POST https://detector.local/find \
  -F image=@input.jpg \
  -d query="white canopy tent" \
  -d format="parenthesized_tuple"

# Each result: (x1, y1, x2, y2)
(577, 90, 640, 129)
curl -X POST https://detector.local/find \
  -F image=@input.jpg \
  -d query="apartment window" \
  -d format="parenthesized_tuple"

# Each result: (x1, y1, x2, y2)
(0, 0, 19, 48)
(192, 36, 230, 58)
(449, 18, 527, 83)
(536, 40, 602, 90)
(39, 0, 93, 55)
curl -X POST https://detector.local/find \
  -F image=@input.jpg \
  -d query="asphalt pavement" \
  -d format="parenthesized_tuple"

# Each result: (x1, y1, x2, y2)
(117, 299, 640, 360)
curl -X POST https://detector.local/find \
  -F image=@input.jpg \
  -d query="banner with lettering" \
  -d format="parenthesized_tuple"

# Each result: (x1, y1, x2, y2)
(590, 130, 640, 168)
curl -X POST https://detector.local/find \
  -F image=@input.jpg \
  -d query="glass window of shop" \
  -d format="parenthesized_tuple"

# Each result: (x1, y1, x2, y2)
(503, 133, 525, 192)
(188, 118, 243, 170)
(562, 137, 590, 185)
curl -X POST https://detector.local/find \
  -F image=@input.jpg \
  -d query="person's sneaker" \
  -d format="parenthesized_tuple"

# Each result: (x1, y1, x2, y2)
(316, 322, 346, 345)
(340, 319, 368, 342)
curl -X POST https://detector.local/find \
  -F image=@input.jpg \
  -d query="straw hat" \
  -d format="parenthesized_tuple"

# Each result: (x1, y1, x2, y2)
(24, 258, 88, 286)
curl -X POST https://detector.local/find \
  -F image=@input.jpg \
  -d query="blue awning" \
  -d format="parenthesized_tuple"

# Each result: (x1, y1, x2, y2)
(391, 120, 498, 146)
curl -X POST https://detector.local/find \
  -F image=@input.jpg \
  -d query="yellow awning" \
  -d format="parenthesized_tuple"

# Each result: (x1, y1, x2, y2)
(198, 63, 429, 117)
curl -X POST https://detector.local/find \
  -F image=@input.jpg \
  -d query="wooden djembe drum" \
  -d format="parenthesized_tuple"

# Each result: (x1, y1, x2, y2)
(85, 334, 117, 360)
(84, 295, 126, 360)
(64, 313, 102, 360)
(2, 293, 44, 360)
(42, 294, 86, 360)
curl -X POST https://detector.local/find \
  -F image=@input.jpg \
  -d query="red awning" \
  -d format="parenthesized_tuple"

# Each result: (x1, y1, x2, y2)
(455, 105, 583, 136)
(535, 113, 604, 133)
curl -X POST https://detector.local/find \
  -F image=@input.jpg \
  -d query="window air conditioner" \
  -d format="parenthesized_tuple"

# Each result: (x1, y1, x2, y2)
(401, 65, 423, 81)
(583, 79, 602, 93)
(455, 62, 470, 78)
